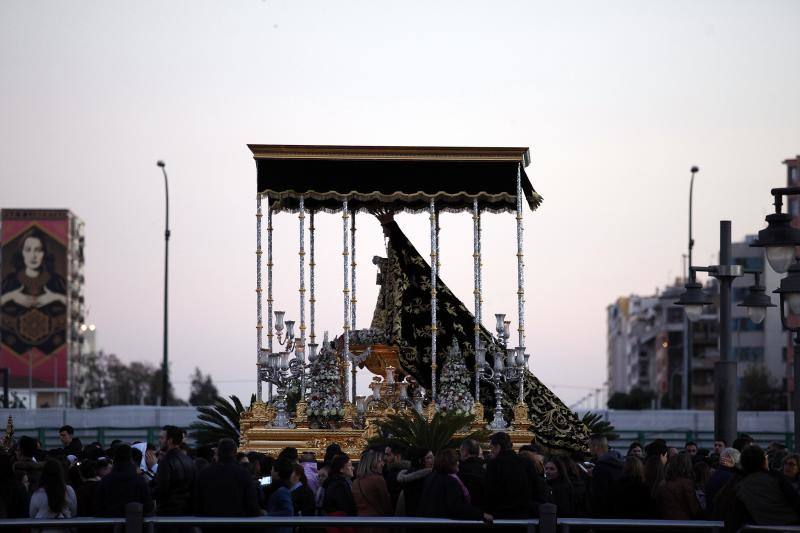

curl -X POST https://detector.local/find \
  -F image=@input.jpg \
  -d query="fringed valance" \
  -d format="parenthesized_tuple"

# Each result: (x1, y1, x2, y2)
(249, 145, 540, 213)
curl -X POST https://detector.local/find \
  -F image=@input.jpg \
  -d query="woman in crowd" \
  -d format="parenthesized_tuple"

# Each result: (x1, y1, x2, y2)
(610, 456, 651, 519)
(417, 448, 490, 524)
(395, 448, 433, 516)
(29, 459, 78, 530)
(643, 451, 666, 503)
(0, 452, 28, 519)
(322, 454, 357, 519)
(782, 453, 800, 495)
(290, 464, 316, 517)
(544, 457, 575, 517)
(627, 442, 644, 459)
(693, 461, 711, 511)
(352, 449, 392, 532)
(655, 453, 701, 520)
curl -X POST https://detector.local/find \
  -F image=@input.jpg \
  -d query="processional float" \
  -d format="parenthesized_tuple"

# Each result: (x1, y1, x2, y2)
(239, 145, 587, 455)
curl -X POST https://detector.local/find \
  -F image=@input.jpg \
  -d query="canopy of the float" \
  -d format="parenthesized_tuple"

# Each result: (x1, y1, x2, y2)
(248, 144, 539, 213)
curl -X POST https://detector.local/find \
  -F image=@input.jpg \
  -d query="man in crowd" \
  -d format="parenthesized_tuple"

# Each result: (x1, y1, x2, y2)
(486, 432, 545, 518)
(383, 443, 408, 509)
(458, 439, 486, 510)
(153, 425, 196, 516)
(685, 442, 698, 456)
(13, 435, 43, 494)
(705, 447, 740, 514)
(735, 444, 800, 526)
(96, 444, 154, 517)
(587, 434, 623, 517)
(194, 437, 260, 520)
(58, 425, 83, 457)
(713, 439, 726, 456)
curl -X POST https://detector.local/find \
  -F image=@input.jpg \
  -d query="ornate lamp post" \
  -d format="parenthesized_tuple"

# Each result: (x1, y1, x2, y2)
(475, 313, 527, 430)
(751, 186, 800, 448)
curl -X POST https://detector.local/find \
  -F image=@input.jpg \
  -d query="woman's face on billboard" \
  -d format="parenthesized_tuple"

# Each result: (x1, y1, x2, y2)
(22, 236, 44, 271)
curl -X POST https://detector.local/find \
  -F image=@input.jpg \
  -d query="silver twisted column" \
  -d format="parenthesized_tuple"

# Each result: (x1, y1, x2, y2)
(342, 201, 352, 402)
(267, 200, 274, 401)
(516, 164, 526, 402)
(309, 211, 316, 347)
(350, 209, 357, 403)
(298, 196, 306, 400)
(473, 199, 481, 400)
(256, 195, 263, 401)
(429, 199, 438, 402)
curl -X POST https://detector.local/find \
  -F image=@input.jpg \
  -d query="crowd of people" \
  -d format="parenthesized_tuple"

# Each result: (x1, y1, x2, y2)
(2, 424, 800, 532)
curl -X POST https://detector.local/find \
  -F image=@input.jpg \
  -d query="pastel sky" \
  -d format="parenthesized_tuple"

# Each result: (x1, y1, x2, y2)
(1, 0, 798, 407)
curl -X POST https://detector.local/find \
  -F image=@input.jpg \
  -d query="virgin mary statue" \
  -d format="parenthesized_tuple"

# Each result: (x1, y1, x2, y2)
(369, 213, 588, 452)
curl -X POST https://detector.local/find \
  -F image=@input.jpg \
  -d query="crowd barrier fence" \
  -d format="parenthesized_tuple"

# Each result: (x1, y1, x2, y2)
(0, 503, 745, 533)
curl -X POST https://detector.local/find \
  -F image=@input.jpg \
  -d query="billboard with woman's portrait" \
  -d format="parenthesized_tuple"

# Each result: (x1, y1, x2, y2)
(0, 211, 70, 388)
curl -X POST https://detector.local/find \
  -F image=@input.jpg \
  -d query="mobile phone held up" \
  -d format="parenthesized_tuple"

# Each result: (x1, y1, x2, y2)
(260, 476, 272, 486)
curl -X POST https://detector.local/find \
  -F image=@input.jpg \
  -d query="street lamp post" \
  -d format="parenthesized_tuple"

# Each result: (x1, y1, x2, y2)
(676, 221, 742, 446)
(751, 186, 800, 449)
(157, 160, 170, 407)
(684, 166, 699, 410)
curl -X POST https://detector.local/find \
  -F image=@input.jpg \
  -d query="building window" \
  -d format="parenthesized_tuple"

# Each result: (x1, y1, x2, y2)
(667, 307, 684, 324)
(733, 287, 749, 302)
(734, 257, 765, 271)
(734, 347, 765, 362)
(732, 317, 764, 332)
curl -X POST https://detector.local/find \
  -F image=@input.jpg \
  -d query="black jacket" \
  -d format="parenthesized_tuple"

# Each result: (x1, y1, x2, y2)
(736, 470, 800, 526)
(322, 474, 356, 515)
(154, 448, 196, 515)
(194, 461, 260, 517)
(290, 483, 316, 516)
(397, 467, 431, 516)
(705, 465, 736, 515)
(95, 463, 154, 517)
(485, 449, 540, 518)
(457, 457, 486, 510)
(609, 475, 651, 519)
(589, 451, 623, 517)
(384, 460, 409, 510)
(63, 438, 83, 457)
(0, 476, 28, 518)
(417, 472, 484, 520)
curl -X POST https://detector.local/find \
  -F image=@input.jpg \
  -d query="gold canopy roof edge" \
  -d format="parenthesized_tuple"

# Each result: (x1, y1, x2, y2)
(247, 144, 531, 167)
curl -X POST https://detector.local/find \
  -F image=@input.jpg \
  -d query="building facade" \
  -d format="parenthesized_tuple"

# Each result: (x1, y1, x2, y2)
(0, 209, 85, 408)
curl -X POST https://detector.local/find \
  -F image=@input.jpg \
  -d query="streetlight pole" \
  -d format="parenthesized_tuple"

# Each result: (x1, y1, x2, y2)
(683, 166, 699, 410)
(157, 160, 170, 407)
(676, 221, 742, 446)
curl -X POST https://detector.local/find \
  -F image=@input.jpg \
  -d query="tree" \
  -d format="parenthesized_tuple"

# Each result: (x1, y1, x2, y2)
(607, 387, 655, 410)
(189, 367, 219, 406)
(73, 351, 185, 407)
(739, 364, 784, 411)
(579, 412, 619, 441)
(190, 395, 253, 447)
(369, 409, 488, 453)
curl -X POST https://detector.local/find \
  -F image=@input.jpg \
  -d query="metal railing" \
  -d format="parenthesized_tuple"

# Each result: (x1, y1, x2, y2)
(0, 503, 737, 533)
(558, 518, 723, 532)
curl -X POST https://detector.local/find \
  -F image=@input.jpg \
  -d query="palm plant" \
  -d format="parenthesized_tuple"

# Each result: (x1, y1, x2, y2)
(579, 411, 619, 441)
(189, 394, 253, 447)
(368, 409, 489, 453)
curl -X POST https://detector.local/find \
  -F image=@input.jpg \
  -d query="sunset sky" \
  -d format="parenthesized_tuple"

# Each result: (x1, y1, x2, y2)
(1, 0, 798, 406)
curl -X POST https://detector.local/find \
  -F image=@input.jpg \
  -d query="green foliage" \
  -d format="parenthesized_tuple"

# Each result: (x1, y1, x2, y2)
(739, 364, 785, 411)
(579, 411, 619, 441)
(189, 394, 254, 447)
(607, 387, 655, 410)
(74, 351, 186, 407)
(188, 367, 219, 406)
(368, 408, 489, 453)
